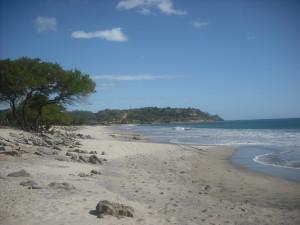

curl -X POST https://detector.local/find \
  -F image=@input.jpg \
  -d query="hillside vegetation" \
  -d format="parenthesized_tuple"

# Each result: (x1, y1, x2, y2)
(69, 107, 223, 125)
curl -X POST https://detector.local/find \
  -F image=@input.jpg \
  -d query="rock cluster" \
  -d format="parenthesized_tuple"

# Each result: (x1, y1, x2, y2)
(1, 129, 106, 165)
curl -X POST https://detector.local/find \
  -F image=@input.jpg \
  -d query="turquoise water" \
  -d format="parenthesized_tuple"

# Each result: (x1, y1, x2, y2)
(118, 118, 300, 182)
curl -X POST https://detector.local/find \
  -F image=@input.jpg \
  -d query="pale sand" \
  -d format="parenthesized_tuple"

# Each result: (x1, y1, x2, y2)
(0, 125, 300, 225)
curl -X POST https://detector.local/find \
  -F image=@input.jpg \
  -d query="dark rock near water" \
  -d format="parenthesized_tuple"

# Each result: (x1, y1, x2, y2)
(95, 200, 134, 218)
(7, 169, 31, 177)
(48, 182, 76, 190)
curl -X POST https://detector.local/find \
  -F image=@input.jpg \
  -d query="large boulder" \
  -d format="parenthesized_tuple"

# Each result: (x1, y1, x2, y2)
(95, 200, 134, 218)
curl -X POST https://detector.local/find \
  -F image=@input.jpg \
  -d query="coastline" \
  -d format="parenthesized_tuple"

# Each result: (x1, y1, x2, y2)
(1, 125, 300, 225)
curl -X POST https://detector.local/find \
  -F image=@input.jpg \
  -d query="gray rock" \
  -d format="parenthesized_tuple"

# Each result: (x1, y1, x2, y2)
(78, 172, 90, 177)
(7, 169, 31, 177)
(20, 180, 42, 189)
(78, 155, 88, 163)
(3, 150, 20, 156)
(35, 147, 57, 156)
(48, 182, 76, 190)
(90, 169, 101, 175)
(53, 146, 62, 151)
(55, 156, 70, 162)
(95, 200, 134, 218)
(72, 149, 88, 154)
(89, 151, 97, 154)
(89, 155, 102, 164)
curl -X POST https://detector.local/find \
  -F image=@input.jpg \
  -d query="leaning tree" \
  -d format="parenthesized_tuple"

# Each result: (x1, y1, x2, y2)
(0, 57, 95, 131)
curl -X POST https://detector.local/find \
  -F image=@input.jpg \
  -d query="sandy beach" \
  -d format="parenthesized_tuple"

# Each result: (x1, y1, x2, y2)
(0, 125, 300, 225)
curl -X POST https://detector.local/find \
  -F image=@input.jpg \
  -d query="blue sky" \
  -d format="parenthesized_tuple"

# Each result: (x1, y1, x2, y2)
(0, 0, 299, 120)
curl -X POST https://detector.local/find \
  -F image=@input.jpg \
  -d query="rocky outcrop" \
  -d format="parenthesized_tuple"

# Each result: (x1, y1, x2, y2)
(95, 200, 134, 218)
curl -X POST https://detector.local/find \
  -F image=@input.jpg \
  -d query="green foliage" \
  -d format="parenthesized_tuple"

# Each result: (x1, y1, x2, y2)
(0, 57, 95, 131)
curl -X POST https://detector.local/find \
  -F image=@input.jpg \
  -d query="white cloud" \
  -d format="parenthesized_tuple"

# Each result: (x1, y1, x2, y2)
(35, 16, 56, 32)
(92, 75, 179, 81)
(117, 0, 187, 16)
(71, 28, 128, 42)
(192, 21, 209, 29)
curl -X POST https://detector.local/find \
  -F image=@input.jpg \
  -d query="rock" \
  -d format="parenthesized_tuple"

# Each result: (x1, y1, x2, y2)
(78, 155, 88, 163)
(101, 151, 105, 155)
(20, 180, 42, 189)
(204, 185, 211, 191)
(72, 149, 88, 154)
(55, 156, 70, 162)
(34, 151, 43, 156)
(95, 200, 134, 218)
(78, 172, 90, 177)
(66, 152, 78, 160)
(89, 151, 97, 154)
(89, 155, 102, 164)
(90, 169, 101, 175)
(35, 147, 57, 156)
(3, 150, 20, 156)
(48, 182, 76, 190)
(0, 146, 6, 151)
(7, 169, 31, 177)
(53, 146, 62, 151)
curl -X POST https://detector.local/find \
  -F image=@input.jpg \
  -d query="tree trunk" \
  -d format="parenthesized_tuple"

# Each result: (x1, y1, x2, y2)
(10, 98, 23, 129)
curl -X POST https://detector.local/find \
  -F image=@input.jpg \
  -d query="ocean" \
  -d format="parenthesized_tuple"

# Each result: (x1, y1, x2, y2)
(117, 118, 300, 182)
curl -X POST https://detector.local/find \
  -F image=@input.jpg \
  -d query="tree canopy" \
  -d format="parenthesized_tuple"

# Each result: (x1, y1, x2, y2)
(0, 57, 95, 131)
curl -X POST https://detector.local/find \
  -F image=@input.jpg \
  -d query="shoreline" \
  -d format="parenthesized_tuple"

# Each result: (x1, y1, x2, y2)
(1, 125, 300, 225)
(113, 124, 300, 183)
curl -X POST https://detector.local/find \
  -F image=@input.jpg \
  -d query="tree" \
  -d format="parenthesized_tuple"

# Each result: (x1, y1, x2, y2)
(0, 57, 95, 131)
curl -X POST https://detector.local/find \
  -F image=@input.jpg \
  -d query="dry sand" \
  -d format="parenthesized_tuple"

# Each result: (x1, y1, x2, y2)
(0, 125, 300, 225)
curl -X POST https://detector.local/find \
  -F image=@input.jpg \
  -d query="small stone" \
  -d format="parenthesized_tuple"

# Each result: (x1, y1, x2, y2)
(7, 169, 30, 177)
(101, 152, 105, 155)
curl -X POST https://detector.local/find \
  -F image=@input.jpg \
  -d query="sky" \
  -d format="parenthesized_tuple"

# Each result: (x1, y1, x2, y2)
(0, 0, 299, 120)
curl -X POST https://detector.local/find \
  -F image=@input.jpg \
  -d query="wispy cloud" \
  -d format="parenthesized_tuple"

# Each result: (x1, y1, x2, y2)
(71, 28, 128, 42)
(192, 21, 209, 29)
(35, 16, 56, 32)
(92, 75, 180, 81)
(117, 0, 187, 16)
